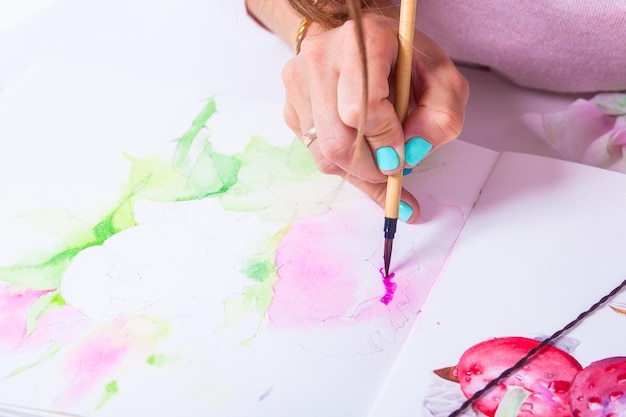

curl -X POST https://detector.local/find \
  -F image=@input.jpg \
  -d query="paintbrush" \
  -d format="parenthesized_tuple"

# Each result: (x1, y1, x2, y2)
(383, 0, 417, 277)
(0, 403, 83, 417)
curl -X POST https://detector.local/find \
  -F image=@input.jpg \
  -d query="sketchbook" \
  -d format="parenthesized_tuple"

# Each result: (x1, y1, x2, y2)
(1, 62, 625, 417)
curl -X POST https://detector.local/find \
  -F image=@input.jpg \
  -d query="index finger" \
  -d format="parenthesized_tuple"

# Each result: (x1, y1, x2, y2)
(336, 18, 406, 175)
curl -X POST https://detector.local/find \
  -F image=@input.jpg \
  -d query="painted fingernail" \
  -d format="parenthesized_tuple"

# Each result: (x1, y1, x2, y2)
(402, 168, 413, 176)
(399, 201, 413, 222)
(375, 147, 400, 171)
(405, 137, 433, 166)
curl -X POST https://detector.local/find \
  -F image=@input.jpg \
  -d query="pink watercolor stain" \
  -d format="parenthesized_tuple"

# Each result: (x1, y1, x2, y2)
(60, 317, 131, 402)
(0, 283, 90, 353)
(269, 203, 395, 329)
(58, 314, 165, 405)
(0, 284, 52, 349)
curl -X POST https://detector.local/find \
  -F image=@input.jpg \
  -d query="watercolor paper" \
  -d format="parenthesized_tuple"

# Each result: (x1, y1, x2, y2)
(0, 62, 497, 416)
(369, 152, 626, 417)
(5, 61, 626, 417)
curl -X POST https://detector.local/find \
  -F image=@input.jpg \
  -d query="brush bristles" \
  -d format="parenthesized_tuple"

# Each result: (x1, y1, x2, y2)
(383, 238, 393, 278)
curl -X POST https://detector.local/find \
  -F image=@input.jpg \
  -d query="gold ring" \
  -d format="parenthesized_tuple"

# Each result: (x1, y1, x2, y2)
(300, 127, 317, 148)
(294, 18, 310, 55)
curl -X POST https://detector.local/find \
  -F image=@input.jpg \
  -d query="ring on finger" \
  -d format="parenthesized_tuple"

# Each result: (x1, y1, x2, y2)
(300, 127, 317, 148)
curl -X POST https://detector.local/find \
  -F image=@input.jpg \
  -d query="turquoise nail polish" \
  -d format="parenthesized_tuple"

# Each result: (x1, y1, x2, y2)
(375, 147, 400, 171)
(399, 201, 413, 222)
(402, 168, 413, 176)
(405, 137, 433, 166)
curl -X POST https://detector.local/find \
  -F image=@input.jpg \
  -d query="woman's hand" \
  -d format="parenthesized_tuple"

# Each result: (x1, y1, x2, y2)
(281, 11, 468, 223)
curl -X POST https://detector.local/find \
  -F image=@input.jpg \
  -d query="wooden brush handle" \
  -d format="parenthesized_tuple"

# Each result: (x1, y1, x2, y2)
(384, 0, 417, 219)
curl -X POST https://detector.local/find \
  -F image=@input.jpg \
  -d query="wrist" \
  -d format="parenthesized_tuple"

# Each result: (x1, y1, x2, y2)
(245, 0, 309, 46)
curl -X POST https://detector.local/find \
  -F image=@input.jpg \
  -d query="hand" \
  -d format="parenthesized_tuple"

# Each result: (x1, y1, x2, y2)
(281, 12, 469, 223)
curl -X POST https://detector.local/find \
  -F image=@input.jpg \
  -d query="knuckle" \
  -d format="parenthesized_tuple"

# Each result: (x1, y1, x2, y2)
(321, 140, 349, 165)
(426, 68, 469, 143)
(337, 101, 364, 128)
(339, 96, 391, 132)
(432, 109, 465, 142)
(315, 157, 340, 175)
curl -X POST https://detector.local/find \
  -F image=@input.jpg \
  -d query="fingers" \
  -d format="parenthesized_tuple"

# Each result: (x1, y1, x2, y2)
(335, 18, 406, 177)
(306, 19, 396, 182)
(284, 16, 401, 183)
(283, 36, 379, 180)
(309, 60, 385, 182)
(403, 31, 469, 152)
(282, 14, 469, 224)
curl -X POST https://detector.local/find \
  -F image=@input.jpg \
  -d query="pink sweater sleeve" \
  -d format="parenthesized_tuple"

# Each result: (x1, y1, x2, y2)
(406, 0, 626, 93)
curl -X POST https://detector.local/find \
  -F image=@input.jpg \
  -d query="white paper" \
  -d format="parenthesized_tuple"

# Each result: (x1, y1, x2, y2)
(0, 62, 500, 417)
(369, 152, 626, 417)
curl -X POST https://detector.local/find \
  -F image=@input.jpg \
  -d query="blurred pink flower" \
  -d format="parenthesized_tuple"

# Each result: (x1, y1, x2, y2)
(523, 93, 626, 173)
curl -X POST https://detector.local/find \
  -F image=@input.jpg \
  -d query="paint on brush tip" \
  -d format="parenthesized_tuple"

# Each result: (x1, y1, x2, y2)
(379, 268, 397, 305)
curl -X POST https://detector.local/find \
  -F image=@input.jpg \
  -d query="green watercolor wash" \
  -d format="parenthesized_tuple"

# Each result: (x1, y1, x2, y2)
(0, 96, 324, 402)
(25, 291, 66, 335)
(219, 136, 319, 221)
(223, 282, 273, 326)
(96, 380, 119, 410)
(146, 353, 182, 367)
(251, 276, 278, 319)
(0, 247, 82, 290)
(0, 201, 140, 291)
(241, 259, 274, 283)
(239, 229, 285, 284)
(222, 226, 289, 330)
(178, 139, 240, 200)
(0, 194, 140, 291)
(0, 99, 231, 293)
(5, 345, 63, 378)
(139, 316, 170, 340)
(2, 96, 318, 340)
(123, 103, 240, 201)
(92, 200, 137, 242)
(172, 98, 217, 169)
(123, 316, 170, 341)
(223, 275, 278, 347)
(0, 198, 139, 291)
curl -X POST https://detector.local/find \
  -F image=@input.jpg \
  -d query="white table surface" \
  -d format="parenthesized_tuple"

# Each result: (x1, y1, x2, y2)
(0, 0, 585, 159)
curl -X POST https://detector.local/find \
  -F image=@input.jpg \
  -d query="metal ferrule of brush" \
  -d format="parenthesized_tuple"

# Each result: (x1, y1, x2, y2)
(383, 217, 397, 239)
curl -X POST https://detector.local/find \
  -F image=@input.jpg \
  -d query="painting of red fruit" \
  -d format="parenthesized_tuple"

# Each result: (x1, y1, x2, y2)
(456, 336, 582, 417)
(569, 356, 626, 417)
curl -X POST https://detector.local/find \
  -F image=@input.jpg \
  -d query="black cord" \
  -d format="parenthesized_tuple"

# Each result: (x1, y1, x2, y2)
(448, 278, 626, 417)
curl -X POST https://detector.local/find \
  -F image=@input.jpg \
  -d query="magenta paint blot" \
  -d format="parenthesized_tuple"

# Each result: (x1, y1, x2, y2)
(379, 268, 397, 305)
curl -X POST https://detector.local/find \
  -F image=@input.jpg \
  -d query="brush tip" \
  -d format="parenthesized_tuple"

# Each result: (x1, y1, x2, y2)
(383, 237, 393, 278)
(383, 217, 397, 278)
